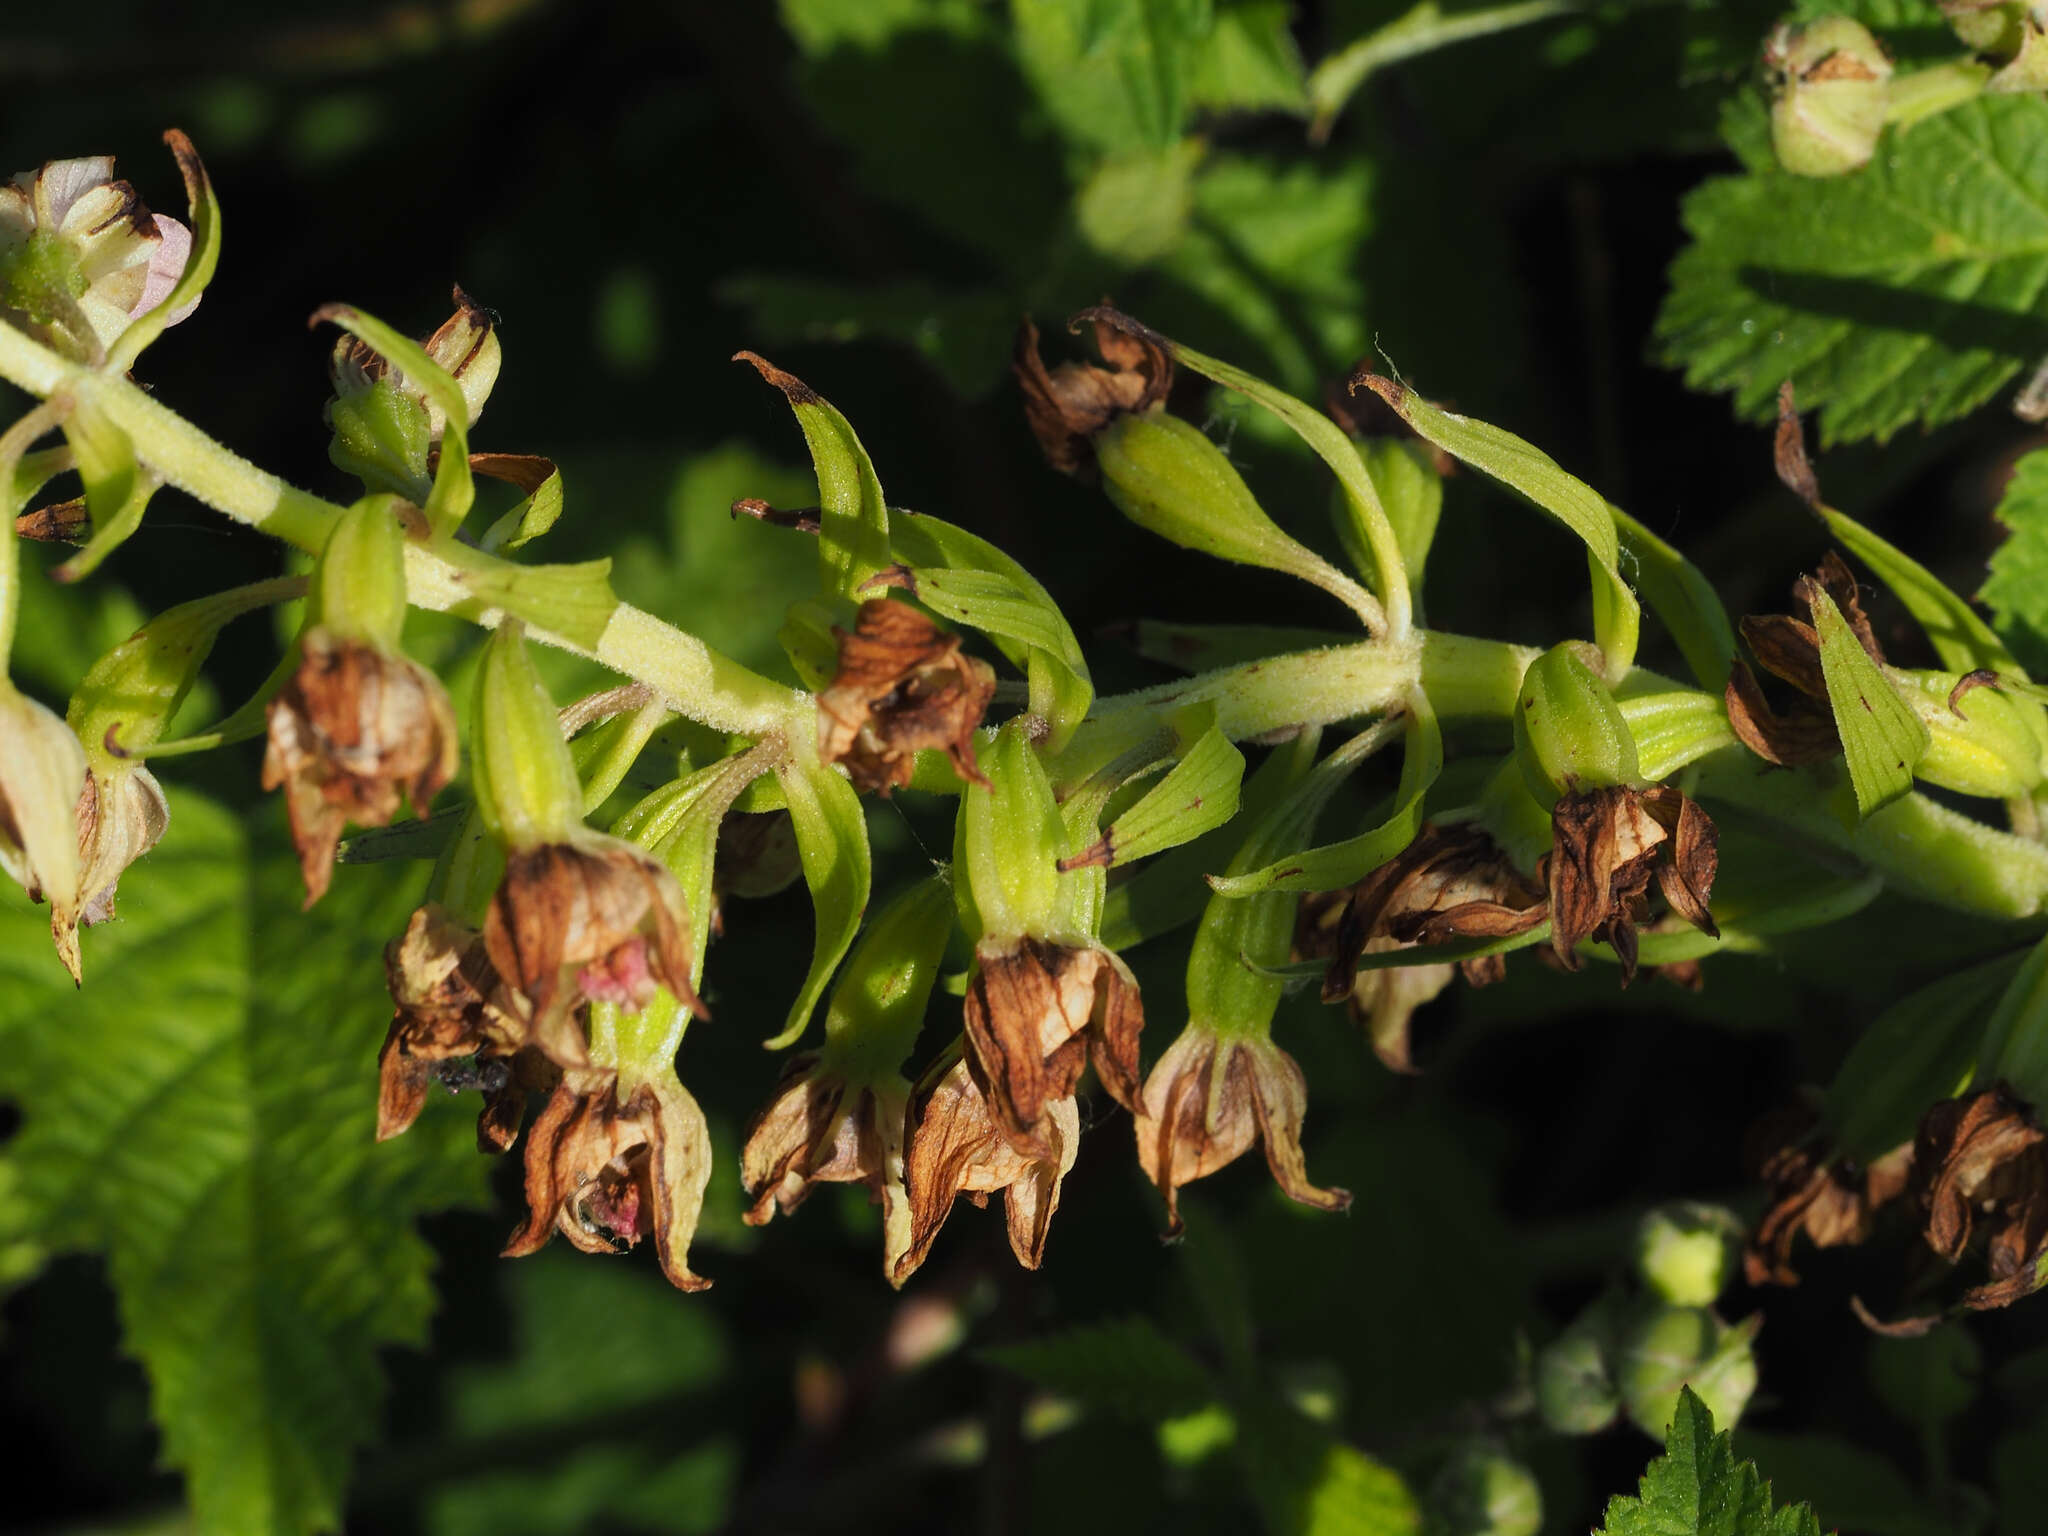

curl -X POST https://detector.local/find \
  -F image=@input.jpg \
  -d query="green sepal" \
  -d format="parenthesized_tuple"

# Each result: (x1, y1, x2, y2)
(769, 749, 872, 1049)
(326, 380, 431, 502)
(311, 495, 410, 648)
(1827, 952, 2018, 1162)
(472, 621, 583, 848)
(1077, 308, 1407, 635)
(819, 874, 955, 1081)
(890, 512, 1094, 750)
(1612, 507, 1736, 692)
(1093, 714, 1245, 868)
(1095, 410, 1378, 627)
(960, 720, 1066, 942)
(1900, 670, 2043, 800)
(1184, 727, 1324, 1037)
(478, 462, 565, 554)
(1340, 437, 1438, 618)
(1810, 588, 1929, 818)
(313, 304, 474, 536)
(735, 352, 891, 601)
(1210, 691, 1440, 897)
(1513, 642, 1640, 808)
(429, 538, 617, 651)
(105, 131, 222, 374)
(1354, 373, 1639, 676)
(67, 576, 304, 770)
(1978, 931, 2048, 1108)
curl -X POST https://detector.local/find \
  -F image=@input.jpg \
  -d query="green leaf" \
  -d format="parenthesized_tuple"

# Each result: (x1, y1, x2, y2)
(735, 353, 892, 601)
(1597, 1387, 1823, 1536)
(1983, 446, 2048, 676)
(0, 795, 486, 1535)
(1188, 0, 1306, 115)
(1011, 0, 1215, 152)
(983, 1316, 1215, 1421)
(1657, 95, 2048, 447)
(1613, 507, 1737, 691)
(769, 753, 872, 1049)
(1096, 716, 1245, 865)
(1353, 373, 1638, 672)
(478, 462, 564, 554)
(1811, 587, 1931, 817)
(1978, 928, 2048, 1105)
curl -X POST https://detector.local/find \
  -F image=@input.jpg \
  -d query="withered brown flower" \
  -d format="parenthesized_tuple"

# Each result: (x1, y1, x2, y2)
(741, 1052, 910, 1256)
(1724, 552, 1879, 767)
(961, 937, 1143, 1158)
(1912, 1083, 2048, 1311)
(261, 627, 459, 906)
(1013, 313, 1174, 475)
(1547, 784, 1718, 983)
(377, 904, 552, 1151)
(482, 835, 707, 1061)
(816, 596, 994, 795)
(505, 1065, 715, 1292)
(1133, 1024, 1351, 1236)
(893, 1047, 1078, 1285)
(1305, 824, 1545, 1070)
(1742, 1102, 1912, 1288)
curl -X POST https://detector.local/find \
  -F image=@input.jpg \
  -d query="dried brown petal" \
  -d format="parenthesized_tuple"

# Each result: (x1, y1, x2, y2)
(481, 836, 705, 1062)
(893, 1050, 1078, 1285)
(1724, 661, 1841, 767)
(260, 629, 459, 906)
(504, 1067, 714, 1292)
(740, 1051, 909, 1256)
(1013, 314, 1174, 475)
(376, 904, 535, 1146)
(1913, 1084, 2045, 1262)
(15, 496, 89, 543)
(1773, 380, 1823, 510)
(1547, 786, 1718, 983)
(816, 598, 995, 796)
(962, 938, 1144, 1158)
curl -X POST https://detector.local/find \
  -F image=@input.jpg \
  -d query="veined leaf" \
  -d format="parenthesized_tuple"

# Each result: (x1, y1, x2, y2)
(1811, 588, 1930, 817)
(769, 752, 872, 1049)
(1658, 95, 2048, 446)
(1011, 0, 1215, 152)
(0, 796, 487, 1535)
(1983, 446, 2048, 676)
(1596, 1388, 1823, 1536)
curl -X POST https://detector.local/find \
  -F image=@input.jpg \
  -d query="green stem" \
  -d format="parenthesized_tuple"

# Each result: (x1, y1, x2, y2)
(0, 398, 69, 667)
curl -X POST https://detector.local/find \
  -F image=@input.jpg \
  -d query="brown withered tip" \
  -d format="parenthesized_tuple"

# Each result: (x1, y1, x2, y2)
(376, 904, 534, 1148)
(1949, 668, 2002, 717)
(1346, 370, 1407, 409)
(731, 496, 822, 534)
(15, 498, 89, 544)
(733, 349, 823, 405)
(468, 451, 555, 494)
(739, 1052, 906, 1229)
(1773, 380, 1824, 512)
(817, 597, 995, 795)
(1014, 309, 1173, 475)
(306, 301, 357, 331)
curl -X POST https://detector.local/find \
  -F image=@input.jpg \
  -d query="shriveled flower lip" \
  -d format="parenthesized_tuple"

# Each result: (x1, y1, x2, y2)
(894, 1049, 1077, 1285)
(261, 627, 460, 906)
(1013, 314, 1174, 475)
(1546, 783, 1718, 982)
(740, 1051, 909, 1254)
(961, 936, 1143, 1159)
(482, 834, 707, 1062)
(816, 595, 995, 796)
(1133, 1025, 1350, 1236)
(0, 155, 196, 358)
(504, 1066, 714, 1292)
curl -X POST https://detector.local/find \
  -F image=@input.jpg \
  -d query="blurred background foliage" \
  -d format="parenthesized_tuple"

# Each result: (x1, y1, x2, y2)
(4, 0, 2048, 1532)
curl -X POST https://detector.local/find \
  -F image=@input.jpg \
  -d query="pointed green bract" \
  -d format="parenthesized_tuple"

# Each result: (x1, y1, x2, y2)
(1613, 506, 1736, 691)
(106, 132, 222, 374)
(1099, 715, 1244, 867)
(1355, 374, 1638, 675)
(1810, 588, 1930, 817)
(1596, 1388, 1822, 1536)
(472, 622, 583, 848)
(768, 749, 872, 1049)
(0, 796, 487, 1535)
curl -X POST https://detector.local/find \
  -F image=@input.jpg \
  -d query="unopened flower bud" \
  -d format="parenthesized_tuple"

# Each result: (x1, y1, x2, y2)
(1425, 1443, 1543, 1536)
(1636, 1202, 1743, 1306)
(1905, 670, 2044, 800)
(1535, 1325, 1620, 1435)
(0, 154, 197, 362)
(1513, 642, 1639, 810)
(1616, 1305, 1759, 1439)
(1765, 18, 1894, 178)
(327, 286, 498, 497)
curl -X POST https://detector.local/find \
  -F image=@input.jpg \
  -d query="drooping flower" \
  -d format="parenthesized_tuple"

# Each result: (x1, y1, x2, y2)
(1132, 1023, 1351, 1236)
(0, 155, 196, 361)
(1911, 1083, 2048, 1312)
(816, 597, 994, 795)
(741, 1052, 910, 1247)
(1545, 784, 1718, 982)
(261, 626, 460, 906)
(893, 1046, 1079, 1285)
(0, 685, 89, 979)
(504, 1064, 715, 1292)
(1742, 1103, 1912, 1288)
